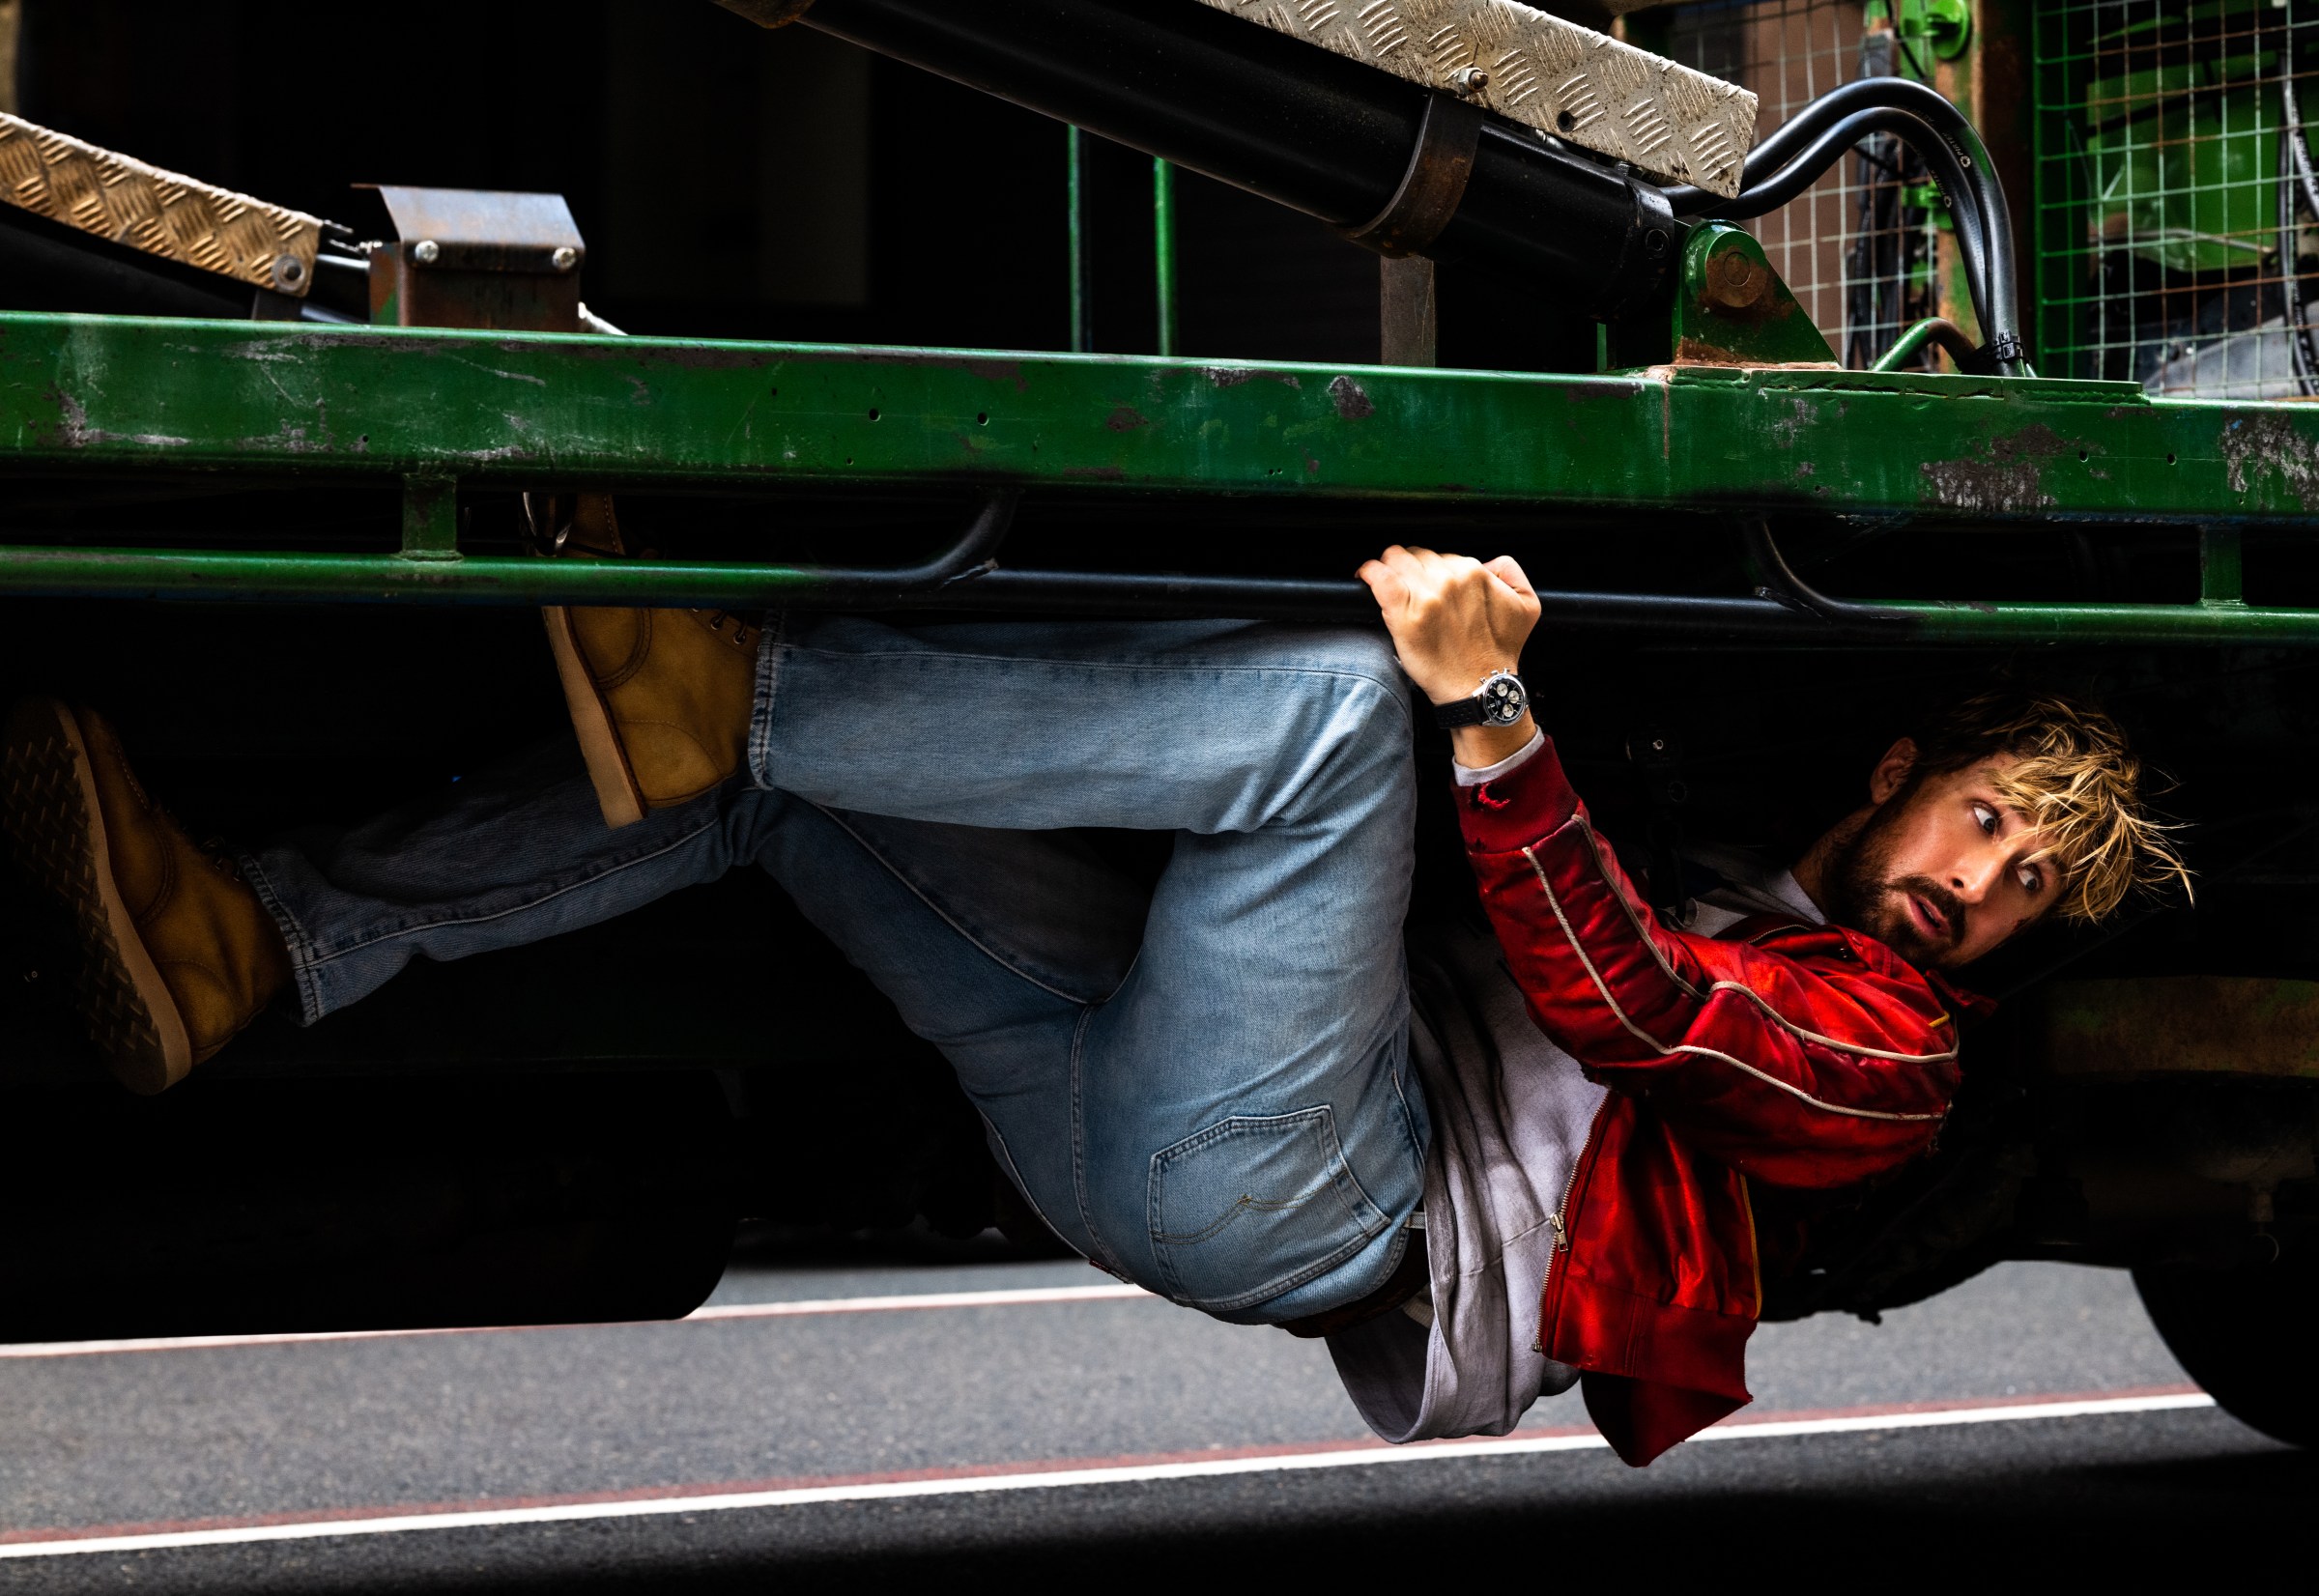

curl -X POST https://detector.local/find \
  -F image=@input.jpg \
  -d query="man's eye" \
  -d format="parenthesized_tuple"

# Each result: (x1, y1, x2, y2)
(1973, 803, 1999, 835)
(2018, 866, 2043, 894)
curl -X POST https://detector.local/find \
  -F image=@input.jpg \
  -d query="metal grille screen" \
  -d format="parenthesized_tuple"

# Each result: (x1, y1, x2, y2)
(2034, 0, 2319, 396)
(1656, 0, 1944, 368)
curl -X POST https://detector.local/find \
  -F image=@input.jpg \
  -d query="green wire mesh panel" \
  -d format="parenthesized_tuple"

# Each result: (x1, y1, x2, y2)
(2035, 0, 2319, 394)
(1653, 0, 1946, 368)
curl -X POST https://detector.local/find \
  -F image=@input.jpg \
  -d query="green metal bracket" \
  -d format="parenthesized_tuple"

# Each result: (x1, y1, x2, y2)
(1886, 0, 1971, 65)
(2200, 527, 2246, 608)
(1671, 225, 1839, 367)
(399, 475, 460, 561)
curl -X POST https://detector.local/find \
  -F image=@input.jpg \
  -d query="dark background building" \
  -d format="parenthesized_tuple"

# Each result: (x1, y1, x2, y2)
(5, 0, 1608, 370)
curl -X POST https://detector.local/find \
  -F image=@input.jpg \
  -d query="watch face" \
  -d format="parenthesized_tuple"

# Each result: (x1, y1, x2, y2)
(1478, 671, 1527, 727)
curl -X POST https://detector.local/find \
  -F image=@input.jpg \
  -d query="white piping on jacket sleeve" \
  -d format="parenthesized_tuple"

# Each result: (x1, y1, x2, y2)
(1518, 840, 1946, 1126)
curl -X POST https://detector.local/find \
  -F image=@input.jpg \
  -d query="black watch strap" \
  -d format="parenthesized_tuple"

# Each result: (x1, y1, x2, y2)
(1431, 696, 1489, 729)
(1429, 670, 1527, 730)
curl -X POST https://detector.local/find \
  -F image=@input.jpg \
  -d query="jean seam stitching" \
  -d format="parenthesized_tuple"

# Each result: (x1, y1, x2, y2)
(236, 850, 326, 1025)
(1146, 1105, 1391, 1311)
(748, 621, 784, 790)
(1068, 1004, 1117, 1275)
(297, 813, 726, 970)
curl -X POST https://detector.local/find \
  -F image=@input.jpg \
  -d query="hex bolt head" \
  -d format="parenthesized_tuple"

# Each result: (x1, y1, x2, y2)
(552, 245, 579, 272)
(1450, 66, 1490, 94)
(412, 240, 441, 266)
(1705, 248, 1766, 309)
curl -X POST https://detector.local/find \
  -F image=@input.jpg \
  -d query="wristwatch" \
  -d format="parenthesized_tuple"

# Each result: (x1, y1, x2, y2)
(1430, 670, 1529, 729)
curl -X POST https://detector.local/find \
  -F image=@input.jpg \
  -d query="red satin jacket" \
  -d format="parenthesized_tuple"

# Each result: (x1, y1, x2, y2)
(1457, 737, 1970, 1466)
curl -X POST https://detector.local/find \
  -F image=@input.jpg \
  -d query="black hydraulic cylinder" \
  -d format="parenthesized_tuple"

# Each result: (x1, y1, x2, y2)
(0, 203, 264, 320)
(798, 0, 1677, 320)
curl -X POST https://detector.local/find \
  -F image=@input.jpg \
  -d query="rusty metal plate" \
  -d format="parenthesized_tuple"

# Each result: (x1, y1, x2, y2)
(0, 112, 326, 295)
(1195, 0, 1756, 197)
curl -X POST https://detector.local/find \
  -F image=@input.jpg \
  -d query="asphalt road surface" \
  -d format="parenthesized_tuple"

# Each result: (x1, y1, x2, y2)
(0, 1248, 2302, 1593)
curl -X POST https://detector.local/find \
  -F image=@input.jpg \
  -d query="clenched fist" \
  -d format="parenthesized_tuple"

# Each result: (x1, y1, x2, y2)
(1358, 544, 1541, 767)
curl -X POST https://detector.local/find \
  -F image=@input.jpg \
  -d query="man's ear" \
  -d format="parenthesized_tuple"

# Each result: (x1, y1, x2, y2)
(1867, 737, 1918, 806)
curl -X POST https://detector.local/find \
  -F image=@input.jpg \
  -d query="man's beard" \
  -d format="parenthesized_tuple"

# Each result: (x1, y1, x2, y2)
(1822, 801, 1968, 969)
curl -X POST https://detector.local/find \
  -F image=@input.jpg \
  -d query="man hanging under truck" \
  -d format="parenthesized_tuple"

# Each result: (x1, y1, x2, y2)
(0, 512, 2190, 1466)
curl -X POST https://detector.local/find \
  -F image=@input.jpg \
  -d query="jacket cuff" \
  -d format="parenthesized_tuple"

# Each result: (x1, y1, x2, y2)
(1456, 732, 1582, 854)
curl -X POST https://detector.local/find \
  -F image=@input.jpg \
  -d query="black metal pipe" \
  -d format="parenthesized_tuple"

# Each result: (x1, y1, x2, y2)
(798, 0, 1676, 319)
(921, 566, 1853, 636)
(0, 205, 262, 320)
(1740, 518, 1907, 627)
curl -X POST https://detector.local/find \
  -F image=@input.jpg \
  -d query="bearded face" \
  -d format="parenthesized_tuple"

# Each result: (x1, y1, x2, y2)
(1821, 785, 1973, 969)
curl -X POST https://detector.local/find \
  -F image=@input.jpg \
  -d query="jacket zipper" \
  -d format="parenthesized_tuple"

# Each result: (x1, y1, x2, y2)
(1536, 1097, 1610, 1354)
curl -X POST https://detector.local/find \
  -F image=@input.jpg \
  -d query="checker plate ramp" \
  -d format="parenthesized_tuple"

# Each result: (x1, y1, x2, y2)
(1196, 0, 1756, 197)
(0, 112, 325, 294)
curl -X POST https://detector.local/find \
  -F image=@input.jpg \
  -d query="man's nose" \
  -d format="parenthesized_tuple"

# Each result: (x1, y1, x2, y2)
(1950, 852, 2003, 902)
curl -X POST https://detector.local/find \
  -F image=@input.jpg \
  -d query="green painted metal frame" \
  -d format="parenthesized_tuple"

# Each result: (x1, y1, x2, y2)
(9, 310, 2319, 641)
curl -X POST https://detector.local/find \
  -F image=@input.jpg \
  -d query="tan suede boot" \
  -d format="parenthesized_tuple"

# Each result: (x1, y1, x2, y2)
(1, 698, 292, 1094)
(540, 495, 759, 828)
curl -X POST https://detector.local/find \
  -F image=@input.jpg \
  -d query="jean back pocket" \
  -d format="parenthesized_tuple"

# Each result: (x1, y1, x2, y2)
(1147, 1105, 1389, 1313)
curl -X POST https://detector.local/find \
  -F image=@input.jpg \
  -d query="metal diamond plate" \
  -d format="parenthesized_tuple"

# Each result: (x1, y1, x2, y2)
(0, 112, 326, 294)
(1196, 0, 1756, 197)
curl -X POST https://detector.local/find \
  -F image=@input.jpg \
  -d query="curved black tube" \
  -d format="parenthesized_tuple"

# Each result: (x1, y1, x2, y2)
(934, 565, 1824, 635)
(1662, 79, 2025, 377)
(1740, 518, 1907, 626)
(810, 490, 1020, 599)
(1707, 106, 1995, 367)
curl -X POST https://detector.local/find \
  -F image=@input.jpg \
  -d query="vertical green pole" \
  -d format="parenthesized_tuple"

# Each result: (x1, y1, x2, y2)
(1068, 127, 1094, 354)
(1153, 157, 1180, 356)
(2200, 527, 2246, 607)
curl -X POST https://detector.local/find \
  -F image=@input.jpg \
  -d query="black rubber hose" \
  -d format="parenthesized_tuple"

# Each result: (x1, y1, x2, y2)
(1662, 78, 2025, 377)
(1702, 106, 1993, 349)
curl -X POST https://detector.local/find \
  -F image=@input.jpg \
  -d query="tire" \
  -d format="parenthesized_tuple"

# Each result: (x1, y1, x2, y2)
(2134, 1255, 2319, 1446)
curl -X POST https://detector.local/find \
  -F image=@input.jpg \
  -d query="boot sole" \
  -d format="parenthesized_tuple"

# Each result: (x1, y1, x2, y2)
(0, 698, 192, 1093)
(544, 607, 649, 830)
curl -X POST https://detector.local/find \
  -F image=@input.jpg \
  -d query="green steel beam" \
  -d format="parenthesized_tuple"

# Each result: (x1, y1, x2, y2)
(16, 314, 2319, 641)
(12, 311, 2319, 523)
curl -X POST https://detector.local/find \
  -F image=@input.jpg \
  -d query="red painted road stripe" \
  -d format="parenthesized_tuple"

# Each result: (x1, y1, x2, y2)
(0, 1386, 2213, 1558)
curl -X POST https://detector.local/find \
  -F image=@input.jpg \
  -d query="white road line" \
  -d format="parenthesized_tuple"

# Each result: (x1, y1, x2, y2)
(0, 1391, 2217, 1560)
(0, 1283, 1154, 1360)
(689, 1284, 1152, 1319)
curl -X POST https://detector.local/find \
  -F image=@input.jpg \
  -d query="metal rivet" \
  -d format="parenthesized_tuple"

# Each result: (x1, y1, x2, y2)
(552, 245, 579, 271)
(1450, 66, 1490, 94)
(273, 254, 306, 289)
(412, 240, 441, 265)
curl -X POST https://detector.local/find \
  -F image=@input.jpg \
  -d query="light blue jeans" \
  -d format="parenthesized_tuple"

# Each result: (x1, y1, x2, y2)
(243, 617, 1428, 1323)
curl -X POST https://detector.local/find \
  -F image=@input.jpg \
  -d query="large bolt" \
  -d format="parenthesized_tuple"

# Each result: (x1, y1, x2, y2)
(1449, 66, 1490, 95)
(412, 239, 441, 265)
(552, 245, 579, 272)
(1705, 247, 1765, 310)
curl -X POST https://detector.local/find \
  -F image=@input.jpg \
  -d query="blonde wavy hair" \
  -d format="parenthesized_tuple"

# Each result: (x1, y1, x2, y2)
(1908, 687, 2192, 926)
